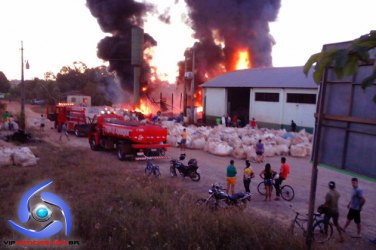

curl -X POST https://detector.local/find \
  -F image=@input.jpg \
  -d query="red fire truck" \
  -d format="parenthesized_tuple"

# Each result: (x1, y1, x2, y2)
(88, 113, 169, 160)
(46, 103, 90, 136)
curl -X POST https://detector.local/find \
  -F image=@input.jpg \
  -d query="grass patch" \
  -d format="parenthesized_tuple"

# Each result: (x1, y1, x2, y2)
(0, 141, 305, 249)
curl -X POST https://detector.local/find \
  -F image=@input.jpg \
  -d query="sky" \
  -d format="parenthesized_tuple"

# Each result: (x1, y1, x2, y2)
(0, 0, 375, 81)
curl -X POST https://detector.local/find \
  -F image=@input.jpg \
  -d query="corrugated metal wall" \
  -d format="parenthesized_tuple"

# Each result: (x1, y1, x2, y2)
(318, 60, 376, 178)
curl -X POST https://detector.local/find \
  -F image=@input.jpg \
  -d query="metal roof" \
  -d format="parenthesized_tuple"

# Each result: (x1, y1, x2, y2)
(201, 66, 318, 89)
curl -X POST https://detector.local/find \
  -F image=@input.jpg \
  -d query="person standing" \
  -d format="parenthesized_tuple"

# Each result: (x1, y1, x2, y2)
(274, 157, 290, 200)
(9, 115, 15, 131)
(226, 115, 231, 127)
(259, 163, 274, 201)
(59, 123, 70, 141)
(343, 177, 366, 238)
(291, 120, 297, 132)
(249, 117, 257, 129)
(243, 160, 254, 193)
(40, 114, 45, 131)
(255, 139, 264, 163)
(221, 114, 226, 126)
(323, 181, 344, 243)
(179, 128, 187, 152)
(231, 114, 238, 127)
(226, 160, 237, 195)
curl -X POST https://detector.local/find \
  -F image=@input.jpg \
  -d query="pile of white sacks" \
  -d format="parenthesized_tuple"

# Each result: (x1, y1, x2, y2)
(0, 146, 39, 167)
(162, 121, 313, 160)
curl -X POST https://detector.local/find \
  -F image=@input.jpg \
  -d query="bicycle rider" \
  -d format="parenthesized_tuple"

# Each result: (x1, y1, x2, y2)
(274, 157, 290, 200)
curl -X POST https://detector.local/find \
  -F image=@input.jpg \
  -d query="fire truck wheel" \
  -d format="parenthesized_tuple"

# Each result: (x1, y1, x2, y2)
(74, 126, 80, 137)
(159, 148, 166, 156)
(117, 144, 126, 161)
(89, 136, 100, 151)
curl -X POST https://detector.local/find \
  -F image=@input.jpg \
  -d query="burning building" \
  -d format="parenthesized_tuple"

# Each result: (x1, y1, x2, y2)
(179, 0, 281, 115)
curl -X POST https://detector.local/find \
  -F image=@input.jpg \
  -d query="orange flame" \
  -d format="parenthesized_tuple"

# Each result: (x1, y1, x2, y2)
(135, 99, 151, 115)
(234, 49, 252, 70)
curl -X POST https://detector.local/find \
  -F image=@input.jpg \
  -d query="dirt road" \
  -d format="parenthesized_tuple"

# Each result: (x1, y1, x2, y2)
(3, 101, 376, 249)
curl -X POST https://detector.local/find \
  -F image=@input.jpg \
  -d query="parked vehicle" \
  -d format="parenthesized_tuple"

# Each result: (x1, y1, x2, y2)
(196, 183, 252, 210)
(169, 154, 200, 181)
(88, 113, 169, 161)
(30, 99, 45, 105)
(46, 103, 91, 136)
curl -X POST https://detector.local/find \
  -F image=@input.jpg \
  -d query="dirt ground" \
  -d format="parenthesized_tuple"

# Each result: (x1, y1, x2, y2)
(2, 101, 376, 249)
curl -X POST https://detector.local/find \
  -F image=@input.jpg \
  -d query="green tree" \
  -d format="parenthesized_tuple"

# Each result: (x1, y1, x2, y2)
(0, 71, 11, 93)
(304, 30, 376, 102)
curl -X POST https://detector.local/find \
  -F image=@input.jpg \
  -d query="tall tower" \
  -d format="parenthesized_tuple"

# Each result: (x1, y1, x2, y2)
(131, 26, 144, 109)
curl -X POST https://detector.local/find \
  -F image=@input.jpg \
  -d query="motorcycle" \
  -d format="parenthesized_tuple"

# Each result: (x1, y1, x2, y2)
(196, 183, 252, 210)
(170, 154, 200, 182)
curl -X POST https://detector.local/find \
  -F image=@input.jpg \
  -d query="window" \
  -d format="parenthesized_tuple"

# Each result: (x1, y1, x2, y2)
(287, 93, 316, 104)
(255, 92, 279, 102)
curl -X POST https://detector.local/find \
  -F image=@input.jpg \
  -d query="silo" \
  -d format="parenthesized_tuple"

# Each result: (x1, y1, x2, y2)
(131, 26, 144, 109)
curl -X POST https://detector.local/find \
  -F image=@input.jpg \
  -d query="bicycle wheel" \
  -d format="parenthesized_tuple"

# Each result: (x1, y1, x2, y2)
(289, 220, 297, 235)
(312, 220, 333, 243)
(281, 185, 295, 201)
(145, 166, 153, 176)
(153, 166, 161, 177)
(257, 181, 266, 195)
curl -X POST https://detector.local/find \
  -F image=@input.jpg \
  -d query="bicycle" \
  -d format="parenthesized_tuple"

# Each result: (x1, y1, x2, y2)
(289, 205, 333, 243)
(257, 178, 295, 201)
(144, 157, 161, 177)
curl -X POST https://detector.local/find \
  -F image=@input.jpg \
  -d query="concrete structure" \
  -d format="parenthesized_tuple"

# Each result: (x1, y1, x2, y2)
(67, 95, 91, 106)
(201, 66, 318, 132)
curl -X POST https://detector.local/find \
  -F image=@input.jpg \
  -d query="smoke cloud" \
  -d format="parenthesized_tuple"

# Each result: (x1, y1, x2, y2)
(182, 0, 281, 84)
(86, 0, 155, 92)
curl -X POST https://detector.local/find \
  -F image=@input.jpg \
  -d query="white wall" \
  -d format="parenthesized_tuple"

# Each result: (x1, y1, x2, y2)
(205, 87, 317, 128)
(204, 88, 227, 117)
(250, 88, 283, 124)
(249, 88, 317, 128)
(67, 95, 91, 106)
(283, 89, 317, 128)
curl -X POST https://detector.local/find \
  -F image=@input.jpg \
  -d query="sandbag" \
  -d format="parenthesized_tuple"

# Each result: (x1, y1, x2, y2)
(232, 146, 247, 159)
(209, 142, 233, 156)
(12, 147, 38, 167)
(0, 148, 13, 167)
(275, 144, 289, 156)
(190, 136, 206, 150)
(290, 144, 307, 157)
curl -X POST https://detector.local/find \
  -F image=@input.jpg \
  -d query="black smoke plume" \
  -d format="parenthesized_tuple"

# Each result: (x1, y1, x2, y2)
(86, 0, 156, 92)
(182, 0, 281, 85)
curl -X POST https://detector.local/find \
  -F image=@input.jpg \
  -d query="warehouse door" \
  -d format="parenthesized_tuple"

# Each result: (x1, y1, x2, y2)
(227, 88, 250, 126)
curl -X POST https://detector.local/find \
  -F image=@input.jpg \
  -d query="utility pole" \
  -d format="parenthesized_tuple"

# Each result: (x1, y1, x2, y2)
(305, 70, 328, 248)
(183, 50, 188, 116)
(131, 27, 143, 109)
(190, 44, 197, 124)
(20, 41, 26, 131)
